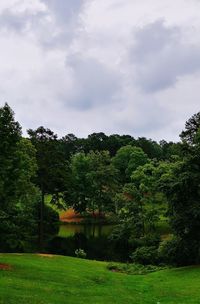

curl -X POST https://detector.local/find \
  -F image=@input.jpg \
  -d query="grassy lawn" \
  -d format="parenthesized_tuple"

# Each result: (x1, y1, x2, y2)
(0, 254, 200, 303)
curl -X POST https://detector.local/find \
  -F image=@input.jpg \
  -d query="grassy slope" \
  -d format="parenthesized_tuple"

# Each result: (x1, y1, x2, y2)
(0, 254, 200, 304)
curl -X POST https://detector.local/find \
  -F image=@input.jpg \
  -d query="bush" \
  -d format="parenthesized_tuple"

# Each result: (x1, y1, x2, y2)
(158, 238, 179, 265)
(75, 248, 87, 259)
(142, 234, 161, 247)
(130, 246, 159, 265)
(128, 233, 160, 250)
(158, 237, 200, 266)
(107, 262, 165, 275)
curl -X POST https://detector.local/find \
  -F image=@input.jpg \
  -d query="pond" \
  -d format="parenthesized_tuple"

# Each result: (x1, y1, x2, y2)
(47, 222, 132, 262)
(58, 223, 114, 238)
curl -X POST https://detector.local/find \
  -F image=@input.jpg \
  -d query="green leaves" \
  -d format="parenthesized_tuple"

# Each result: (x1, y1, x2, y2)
(112, 145, 149, 183)
(66, 151, 118, 213)
(0, 104, 39, 252)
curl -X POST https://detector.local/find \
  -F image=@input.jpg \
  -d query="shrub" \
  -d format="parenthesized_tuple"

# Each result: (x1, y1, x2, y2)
(130, 246, 158, 265)
(158, 238, 178, 265)
(107, 262, 165, 275)
(158, 237, 200, 266)
(75, 248, 87, 259)
(128, 233, 161, 250)
(142, 233, 161, 247)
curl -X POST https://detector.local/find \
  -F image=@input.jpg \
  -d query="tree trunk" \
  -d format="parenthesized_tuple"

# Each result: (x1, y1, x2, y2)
(39, 186, 44, 251)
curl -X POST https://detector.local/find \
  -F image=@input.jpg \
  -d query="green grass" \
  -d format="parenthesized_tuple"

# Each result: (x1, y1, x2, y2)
(1, 254, 200, 303)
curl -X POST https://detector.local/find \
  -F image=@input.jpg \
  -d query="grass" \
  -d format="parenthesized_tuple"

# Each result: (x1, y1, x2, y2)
(0, 254, 200, 303)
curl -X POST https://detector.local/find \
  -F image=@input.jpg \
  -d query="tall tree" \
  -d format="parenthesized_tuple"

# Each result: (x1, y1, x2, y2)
(87, 151, 118, 214)
(65, 152, 91, 213)
(60, 133, 80, 159)
(66, 151, 118, 214)
(27, 127, 68, 248)
(180, 112, 200, 145)
(113, 183, 145, 242)
(0, 104, 39, 251)
(136, 137, 162, 159)
(0, 103, 22, 209)
(158, 112, 200, 265)
(84, 132, 108, 153)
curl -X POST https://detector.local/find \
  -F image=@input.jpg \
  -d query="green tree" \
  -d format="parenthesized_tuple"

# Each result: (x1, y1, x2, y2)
(180, 111, 200, 144)
(60, 133, 80, 159)
(65, 152, 91, 213)
(0, 104, 39, 251)
(112, 183, 145, 243)
(87, 151, 118, 215)
(136, 137, 162, 159)
(66, 151, 118, 214)
(158, 156, 200, 265)
(157, 112, 200, 265)
(159, 140, 183, 160)
(27, 127, 68, 248)
(112, 145, 149, 183)
(0, 103, 21, 208)
(131, 161, 169, 231)
(83, 132, 108, 153)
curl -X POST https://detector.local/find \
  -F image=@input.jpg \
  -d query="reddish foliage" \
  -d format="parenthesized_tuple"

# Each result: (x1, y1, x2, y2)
(124, 192, 134, 201)
(0, 263, 12, 270)
(60, 208, 105, 223)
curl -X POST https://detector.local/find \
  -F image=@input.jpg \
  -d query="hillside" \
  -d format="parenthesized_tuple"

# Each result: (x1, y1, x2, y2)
(0, 254, 200, 304)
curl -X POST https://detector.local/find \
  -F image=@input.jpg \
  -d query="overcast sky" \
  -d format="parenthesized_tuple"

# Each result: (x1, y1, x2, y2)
(0, 0, 200, 141)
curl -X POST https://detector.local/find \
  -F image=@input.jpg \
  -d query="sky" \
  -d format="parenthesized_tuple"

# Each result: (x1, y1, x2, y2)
(0, 0, 200, 141)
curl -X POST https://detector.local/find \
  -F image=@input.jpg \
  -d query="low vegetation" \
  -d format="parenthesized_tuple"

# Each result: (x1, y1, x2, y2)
(107, 262, 166, 275)
(1, 254, 200, 304)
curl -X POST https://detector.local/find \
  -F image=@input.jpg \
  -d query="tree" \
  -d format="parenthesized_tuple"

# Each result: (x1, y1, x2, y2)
(104, 134, 127, 156)
(112, 145, 149, 183)
(0, 103, 21, 207)
(27, 127, 68, 248)
(131, 161, 169, 231)
(136, 137, 162, 159)
(86, 151, 118, 214)
(111, 160, 170, 255)
(156, 112, 200, 265)
(65, 151, 118, 214)
(105, 134, 136, 156)
(60, 133, 80, 159)
(180, 112, 200, 144)
(158, 155, 200, 265)
(0, 104, 39, 251)
(83, 132, 108, 153)
(159, 140, 182, 160)
(65, 152, 91, 213)
(112, 183, 144, 242)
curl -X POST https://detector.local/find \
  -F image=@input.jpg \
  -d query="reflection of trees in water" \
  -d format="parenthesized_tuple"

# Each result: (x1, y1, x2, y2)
(58, 224, 114, 238)
(83, 224, 102, 237)
(47, 229, 132, 262)
(47, 224, 132, 262)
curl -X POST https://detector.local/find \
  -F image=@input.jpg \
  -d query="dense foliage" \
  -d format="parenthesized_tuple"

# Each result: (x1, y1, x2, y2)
(0, 104, 58, 252)
(1, 102, 200, 266)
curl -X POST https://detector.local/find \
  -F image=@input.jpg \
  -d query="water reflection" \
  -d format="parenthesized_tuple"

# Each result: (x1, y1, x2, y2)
(47, 224, 132, 262)
(58, 224, 114, 238)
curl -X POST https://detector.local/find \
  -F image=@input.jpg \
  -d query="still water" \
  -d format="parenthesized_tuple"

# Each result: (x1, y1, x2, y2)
(47, 223, 133, 261)
(58, 223, 114, 238)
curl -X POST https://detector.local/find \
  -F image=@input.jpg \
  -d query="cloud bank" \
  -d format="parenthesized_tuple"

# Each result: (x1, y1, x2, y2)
(0, 0, 200, 141)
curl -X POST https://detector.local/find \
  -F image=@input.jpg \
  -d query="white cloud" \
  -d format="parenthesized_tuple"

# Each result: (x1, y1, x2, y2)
(0, 0, 200, 141)
(64, 54, 122, 109)
(130, 20, 200, 92)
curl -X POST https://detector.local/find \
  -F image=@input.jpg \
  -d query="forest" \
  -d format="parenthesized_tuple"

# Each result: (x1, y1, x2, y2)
(1, 102, 200, 267)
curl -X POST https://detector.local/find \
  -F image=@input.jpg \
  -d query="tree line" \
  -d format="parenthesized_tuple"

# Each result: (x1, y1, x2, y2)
(1, 103, 200, 266)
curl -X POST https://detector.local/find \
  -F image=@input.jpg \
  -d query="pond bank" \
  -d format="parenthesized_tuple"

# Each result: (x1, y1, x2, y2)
(59, 208, 117, 224)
